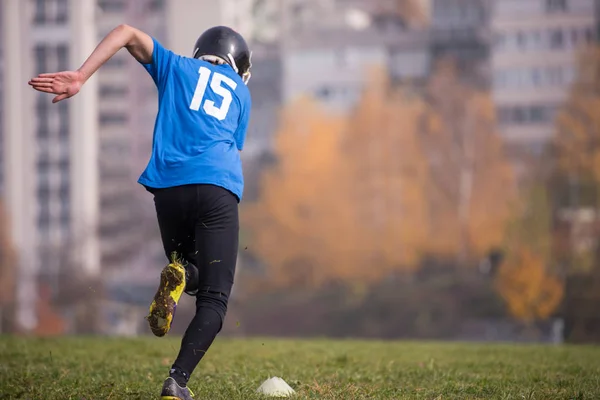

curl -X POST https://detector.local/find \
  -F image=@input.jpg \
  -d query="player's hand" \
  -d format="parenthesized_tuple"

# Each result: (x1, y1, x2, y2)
(28, 70, 84, 103)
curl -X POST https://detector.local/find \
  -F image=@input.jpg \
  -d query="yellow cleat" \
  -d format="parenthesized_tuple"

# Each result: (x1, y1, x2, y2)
(147, 254, 186, 337)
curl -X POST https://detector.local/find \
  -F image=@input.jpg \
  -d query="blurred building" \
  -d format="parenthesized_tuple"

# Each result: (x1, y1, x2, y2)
(238, 0, 431, 201)
(282, 22, 430, 114)
(492, 0, 597, 152)
(94, 0, 168, 276)
(0, 0, 170, 333)
(1, 0, 97, 331)
(165, 0, 275, 56)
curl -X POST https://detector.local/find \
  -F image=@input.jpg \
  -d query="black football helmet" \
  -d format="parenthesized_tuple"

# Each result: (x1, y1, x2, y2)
(193, 26, 252, 84)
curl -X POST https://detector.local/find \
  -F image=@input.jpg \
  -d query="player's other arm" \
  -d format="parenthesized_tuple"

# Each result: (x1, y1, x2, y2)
(28, 24, 153, 103)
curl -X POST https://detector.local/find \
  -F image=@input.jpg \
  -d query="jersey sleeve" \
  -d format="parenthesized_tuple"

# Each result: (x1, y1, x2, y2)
(139, 37, 176, 88)
(234, 91, 252, 151)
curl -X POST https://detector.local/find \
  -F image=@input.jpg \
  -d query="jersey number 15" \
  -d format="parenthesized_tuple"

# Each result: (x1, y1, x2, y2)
(189, 66, 238, 121)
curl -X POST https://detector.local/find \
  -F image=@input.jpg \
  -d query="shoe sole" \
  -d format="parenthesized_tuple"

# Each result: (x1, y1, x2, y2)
(147, 263, 186, 337)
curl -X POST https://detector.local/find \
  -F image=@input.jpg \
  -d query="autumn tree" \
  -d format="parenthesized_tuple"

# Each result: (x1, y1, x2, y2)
(342, 67, 429, 276)
(242, 97, 349, 288)
(420, 60, 516, 263)
(495, 247, 563, 323)
(243, 70, 432, 288)
(496, 184, 564, 322)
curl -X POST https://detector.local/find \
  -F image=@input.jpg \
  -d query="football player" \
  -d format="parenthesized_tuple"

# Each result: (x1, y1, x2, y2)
(29, 24, 252, 400)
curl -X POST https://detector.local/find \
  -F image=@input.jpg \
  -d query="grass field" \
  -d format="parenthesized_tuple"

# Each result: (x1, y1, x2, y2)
(0, 336, 599, 399)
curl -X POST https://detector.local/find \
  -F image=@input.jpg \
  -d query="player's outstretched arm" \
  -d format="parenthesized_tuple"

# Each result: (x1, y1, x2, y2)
(28, 24, 153, 103)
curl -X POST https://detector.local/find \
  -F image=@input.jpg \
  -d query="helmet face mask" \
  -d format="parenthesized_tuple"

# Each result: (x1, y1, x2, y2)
(193, 26, 252, 85)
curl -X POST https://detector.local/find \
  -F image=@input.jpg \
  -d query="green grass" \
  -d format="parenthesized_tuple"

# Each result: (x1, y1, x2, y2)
(0, 336, 599, 399)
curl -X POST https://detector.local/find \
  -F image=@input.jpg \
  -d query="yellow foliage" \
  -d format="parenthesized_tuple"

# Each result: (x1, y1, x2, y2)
(496, 247, 564, 322)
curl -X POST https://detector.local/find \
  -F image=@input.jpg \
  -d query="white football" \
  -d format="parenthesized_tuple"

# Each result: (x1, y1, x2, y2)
(256, 377, 296, 397)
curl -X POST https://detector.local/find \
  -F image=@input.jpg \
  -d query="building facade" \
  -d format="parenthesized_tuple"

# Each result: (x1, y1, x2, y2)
(1, 0, 99, 331)
(0, 0, 170, 332)
(492, 0, 596, 149)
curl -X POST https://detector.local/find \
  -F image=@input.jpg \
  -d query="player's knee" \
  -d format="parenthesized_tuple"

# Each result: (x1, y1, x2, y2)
(195, 290, 229, 322)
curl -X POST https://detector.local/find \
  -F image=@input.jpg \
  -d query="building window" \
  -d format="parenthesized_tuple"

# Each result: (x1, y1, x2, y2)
(37, 203, 51, 234)
(546, 0, 567, 12)
(513, 107, 526, 123)
(316, 87, 331, 99)
(497, 105, 558, 125)
(33, 0, 47, 24)
(516, 31, 526, 48)
(585, 28, 594, 43)
(57, 44, 69, 70)
(532, 31, 542, 47)
(147, 0, 165, 12)
(56, 0, 68, 24)
(100, 112, 128, 125)
(33, 0, 69, 25)
(57, 102, 69, 140)
(34, 45, 47, 74)
(549, 29, 564, 49)
(530, 106, 545, 122)
(99, 0, 126, 13)
(99, 85, 129, 98)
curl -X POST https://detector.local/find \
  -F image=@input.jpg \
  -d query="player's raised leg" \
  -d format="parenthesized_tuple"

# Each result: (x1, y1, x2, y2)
(147, 185, 200, 338)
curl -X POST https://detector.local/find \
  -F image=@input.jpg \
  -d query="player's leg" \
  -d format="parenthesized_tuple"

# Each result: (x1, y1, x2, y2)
(167, 184, 239, 388)
(147, 185, 200, 337)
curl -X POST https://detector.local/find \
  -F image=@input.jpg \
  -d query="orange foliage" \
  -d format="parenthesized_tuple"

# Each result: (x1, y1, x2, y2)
(243, 97, 351, 287)
(243, 73, 431, 287)
(495, 247, 564, 323)
(343, 68, 429, 273)
(244, 62, 516, 289)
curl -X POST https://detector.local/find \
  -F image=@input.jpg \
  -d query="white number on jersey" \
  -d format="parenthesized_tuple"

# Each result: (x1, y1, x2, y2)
(189, 66, 238, 121)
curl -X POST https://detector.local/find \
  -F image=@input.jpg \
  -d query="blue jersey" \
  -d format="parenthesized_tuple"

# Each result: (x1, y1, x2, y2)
(138, 37, 251, 201)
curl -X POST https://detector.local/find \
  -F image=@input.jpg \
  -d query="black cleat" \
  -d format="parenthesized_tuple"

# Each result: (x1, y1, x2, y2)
(160, 377, 195, 400)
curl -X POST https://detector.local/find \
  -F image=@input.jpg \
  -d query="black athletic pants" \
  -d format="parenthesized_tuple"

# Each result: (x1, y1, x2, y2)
(149, 184, 239, 383)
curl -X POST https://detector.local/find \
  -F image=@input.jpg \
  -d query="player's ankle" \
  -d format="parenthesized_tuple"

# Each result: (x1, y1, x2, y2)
(169, 366, 190, 387)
